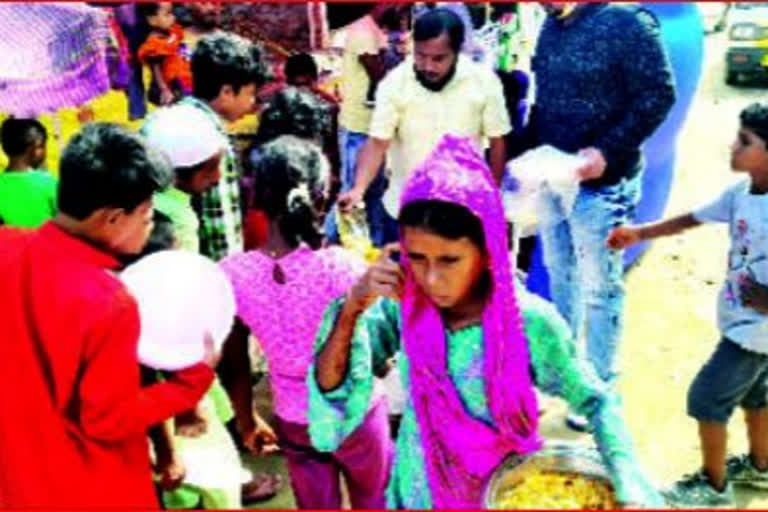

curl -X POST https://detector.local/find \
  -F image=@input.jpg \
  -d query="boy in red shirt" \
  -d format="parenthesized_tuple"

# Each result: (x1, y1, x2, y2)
(0, 123, 215, 508)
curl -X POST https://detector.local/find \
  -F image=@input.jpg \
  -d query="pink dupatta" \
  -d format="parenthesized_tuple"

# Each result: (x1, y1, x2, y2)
(399, 135, 541, 508)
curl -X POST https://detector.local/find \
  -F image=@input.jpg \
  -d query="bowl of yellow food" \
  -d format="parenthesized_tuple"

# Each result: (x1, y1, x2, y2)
(484, 441, 618, 510)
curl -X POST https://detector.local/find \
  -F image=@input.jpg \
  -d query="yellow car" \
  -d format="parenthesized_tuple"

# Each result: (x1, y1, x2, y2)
(725, 3, 768, 85)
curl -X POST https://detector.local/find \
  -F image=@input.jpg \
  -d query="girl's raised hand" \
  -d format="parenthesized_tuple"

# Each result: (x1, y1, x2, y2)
(606, 226, 640, 250)
(348, 243, 405, 311)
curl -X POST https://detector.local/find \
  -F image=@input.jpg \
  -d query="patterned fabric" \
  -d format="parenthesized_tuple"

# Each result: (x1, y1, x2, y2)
(307, 288, 663, 508)
(693, 180, 768, 353)
(531, 3, 675, 188)
(179, 96, 243, 261)
(219, 246, 366, 424)
(0, 3, 110, 116)
(219, 4, 326, 58)
(396, 135, 540, 508)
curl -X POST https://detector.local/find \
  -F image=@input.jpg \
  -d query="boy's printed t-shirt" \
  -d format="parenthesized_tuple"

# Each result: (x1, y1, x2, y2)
(0, 170, 57, 228)
(694, 179, 768, 354)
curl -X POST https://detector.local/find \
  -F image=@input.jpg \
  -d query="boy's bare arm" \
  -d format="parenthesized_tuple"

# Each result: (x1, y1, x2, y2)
(218, 319, 256, 436)
(359, 52, 388, 101)
(607, 213, 701, 249)
(148, 419, 185, 490)
(149, 62, 174, 105)
(218, 319, 278, 455)
(488, 136, 508, 186)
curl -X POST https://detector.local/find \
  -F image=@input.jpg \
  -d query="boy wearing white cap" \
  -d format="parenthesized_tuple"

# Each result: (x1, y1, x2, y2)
(143, 103, 226, 252)
(142, 105, 283, 509)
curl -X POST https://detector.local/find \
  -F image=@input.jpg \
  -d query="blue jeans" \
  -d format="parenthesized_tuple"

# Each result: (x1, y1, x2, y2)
(325, 128, 397, 247)
(540, 174, 642, 384)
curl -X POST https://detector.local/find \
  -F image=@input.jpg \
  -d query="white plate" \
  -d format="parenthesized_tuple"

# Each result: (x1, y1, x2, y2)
(122, 250, 236, 371)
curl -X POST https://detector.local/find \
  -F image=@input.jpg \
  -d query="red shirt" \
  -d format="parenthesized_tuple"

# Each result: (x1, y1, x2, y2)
(0, 222, 213, 508)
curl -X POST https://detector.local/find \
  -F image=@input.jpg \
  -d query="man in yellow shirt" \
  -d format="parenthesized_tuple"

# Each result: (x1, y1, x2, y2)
(330, 4, 396, 247)
(339, 7, 510, 238)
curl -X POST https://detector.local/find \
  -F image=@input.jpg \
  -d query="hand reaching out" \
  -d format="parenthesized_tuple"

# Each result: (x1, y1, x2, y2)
(337, 187, 365, 214)
(606, 226, 641, 250)
(576, 147, 607, 181)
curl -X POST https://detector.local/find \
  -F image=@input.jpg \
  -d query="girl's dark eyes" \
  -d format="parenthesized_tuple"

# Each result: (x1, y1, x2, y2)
(740, 134, 751, 146)
(406, 254, 458, 264)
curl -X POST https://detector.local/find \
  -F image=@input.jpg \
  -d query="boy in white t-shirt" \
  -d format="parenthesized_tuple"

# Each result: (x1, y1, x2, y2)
(608, 103, 768, 508)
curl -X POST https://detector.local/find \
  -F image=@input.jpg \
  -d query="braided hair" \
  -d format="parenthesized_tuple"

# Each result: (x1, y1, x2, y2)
(251, 135, 329, 249)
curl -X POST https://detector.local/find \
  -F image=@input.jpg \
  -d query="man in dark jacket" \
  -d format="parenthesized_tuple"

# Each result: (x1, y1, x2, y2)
(530, 2, 675, 428)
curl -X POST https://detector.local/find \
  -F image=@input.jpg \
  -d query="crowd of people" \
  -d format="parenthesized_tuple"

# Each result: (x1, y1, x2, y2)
(1, 2, 768, 510)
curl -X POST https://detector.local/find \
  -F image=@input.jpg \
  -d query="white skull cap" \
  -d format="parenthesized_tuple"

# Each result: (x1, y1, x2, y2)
(143, 104, 228, 168)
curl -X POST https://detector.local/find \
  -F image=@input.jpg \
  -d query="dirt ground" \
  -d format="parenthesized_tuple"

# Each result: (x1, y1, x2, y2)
(243, 31, 768, 509)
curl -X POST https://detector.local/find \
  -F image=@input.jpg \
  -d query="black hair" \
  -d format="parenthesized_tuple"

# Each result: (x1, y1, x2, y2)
(741, 103, 768, 145)
(136, 2, 161, 19)
(255, 87, 328, 146)
(251, 135, 329, 249)
(398, 199, 485, 250)
(191, 32, 268, 101)
(1, 118, 47, 157)
(284, 53, 319, 82)
(413, 7, 465, 53)
(119, 211, 176, 266)
(143, 210, 176, 253)
(57, 123, 172, 220)
(174, 152, 220, 184)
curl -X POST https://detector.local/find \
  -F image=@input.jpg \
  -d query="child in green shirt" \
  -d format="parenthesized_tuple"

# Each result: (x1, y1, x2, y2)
(0, 118, 57, 227)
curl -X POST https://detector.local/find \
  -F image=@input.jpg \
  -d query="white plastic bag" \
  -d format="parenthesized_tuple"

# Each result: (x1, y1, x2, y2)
(502, 145, 584, 236)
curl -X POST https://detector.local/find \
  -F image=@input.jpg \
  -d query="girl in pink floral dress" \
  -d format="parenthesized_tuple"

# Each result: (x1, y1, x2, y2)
(219, 135, 392, 509)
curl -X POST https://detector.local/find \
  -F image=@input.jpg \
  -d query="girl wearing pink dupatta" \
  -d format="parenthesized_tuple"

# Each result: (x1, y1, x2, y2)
(312, 134, 540, 508)
(310, 134, 662, 508)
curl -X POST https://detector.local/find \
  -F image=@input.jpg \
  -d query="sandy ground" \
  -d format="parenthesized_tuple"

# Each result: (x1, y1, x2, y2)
(243, 32, 768, 509)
